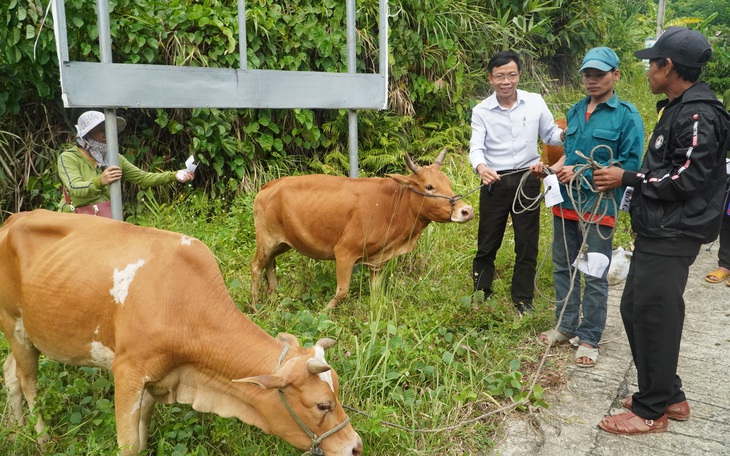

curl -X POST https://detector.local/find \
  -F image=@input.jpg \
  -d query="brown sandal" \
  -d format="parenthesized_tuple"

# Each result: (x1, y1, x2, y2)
(620, 396, 690, 421)
(598, 411, 668, 435)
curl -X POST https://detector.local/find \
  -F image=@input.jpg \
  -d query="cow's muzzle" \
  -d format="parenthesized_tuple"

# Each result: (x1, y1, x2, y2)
(275, 346, 352, 456)
(407, 187, 476, 222)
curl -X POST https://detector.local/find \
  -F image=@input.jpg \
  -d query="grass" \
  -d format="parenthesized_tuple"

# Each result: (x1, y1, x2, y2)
(0, 69, 660, 455)
(0, 171, 576, 455)
(0, 170, 562, 456)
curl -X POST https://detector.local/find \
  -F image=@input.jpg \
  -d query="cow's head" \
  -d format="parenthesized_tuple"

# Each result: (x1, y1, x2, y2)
(233, 334, 362, 456)
(387, 148, 475, 223)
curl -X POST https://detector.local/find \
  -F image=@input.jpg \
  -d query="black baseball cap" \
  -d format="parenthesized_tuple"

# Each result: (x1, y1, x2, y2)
(634, 26, 711, 68)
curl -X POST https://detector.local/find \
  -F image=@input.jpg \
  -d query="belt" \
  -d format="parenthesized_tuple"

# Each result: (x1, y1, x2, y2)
(496, 167, 530, 175)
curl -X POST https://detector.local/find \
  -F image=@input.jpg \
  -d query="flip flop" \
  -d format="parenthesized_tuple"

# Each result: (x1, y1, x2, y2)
(537, 329, 570, 347)
(705, 268, 730, 283)
(575, 344, 598, 368)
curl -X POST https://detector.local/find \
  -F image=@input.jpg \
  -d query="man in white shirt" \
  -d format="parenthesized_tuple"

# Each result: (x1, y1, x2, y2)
(469, 50, 564, 314)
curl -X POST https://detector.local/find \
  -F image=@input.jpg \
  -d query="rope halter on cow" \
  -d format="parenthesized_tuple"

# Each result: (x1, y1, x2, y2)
(403, 151, 478, 219)
(404, 184, 470, 218)
(275, 344, 351, 456)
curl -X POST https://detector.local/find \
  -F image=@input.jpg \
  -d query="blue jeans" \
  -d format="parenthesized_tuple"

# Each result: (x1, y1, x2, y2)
(552, 216, 613, 347)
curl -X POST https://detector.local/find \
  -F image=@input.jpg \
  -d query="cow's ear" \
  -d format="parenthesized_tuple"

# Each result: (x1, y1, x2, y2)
(232, 374, 288, 390)
(433, 147, 448, 166)
(386, 174, 412, 187)
(277, 332, 300, 347)
(307, 358, 332, 375)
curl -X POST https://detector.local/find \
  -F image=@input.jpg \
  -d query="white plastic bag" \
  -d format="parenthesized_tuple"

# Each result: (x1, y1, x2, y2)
(608, 247, 632, 286)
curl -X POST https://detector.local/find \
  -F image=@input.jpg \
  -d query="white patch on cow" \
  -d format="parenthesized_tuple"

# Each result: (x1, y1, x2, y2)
(314, 346, 334, 393)
(90, 341, 115, 369)
(110, 259, 146, 304)
(95, 326, 100, 335)
(181, 236, 193, 246)
(129, 385, 144, 416)
(314, 346, 325, 361)
(13, 318, 33, 348)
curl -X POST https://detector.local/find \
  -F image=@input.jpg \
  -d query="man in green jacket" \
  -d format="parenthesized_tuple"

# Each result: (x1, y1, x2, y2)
(532, 47, 644, 368)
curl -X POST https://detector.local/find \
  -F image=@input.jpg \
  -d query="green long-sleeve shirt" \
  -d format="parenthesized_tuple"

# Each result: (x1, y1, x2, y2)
(58, 145, 177, 212)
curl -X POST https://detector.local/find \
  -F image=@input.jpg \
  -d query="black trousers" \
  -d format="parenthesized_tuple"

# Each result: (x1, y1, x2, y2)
(620, 248, 696, 420)
(718, 184, 730, 270)
(472, 171, 540, 303)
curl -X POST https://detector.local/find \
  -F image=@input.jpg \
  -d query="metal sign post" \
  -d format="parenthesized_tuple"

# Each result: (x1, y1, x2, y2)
(95, 0, 123, 220)
(52, 0, 388, 192)
(53, 0, 387, 111)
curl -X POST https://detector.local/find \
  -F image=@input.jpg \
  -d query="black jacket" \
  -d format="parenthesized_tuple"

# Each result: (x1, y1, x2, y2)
(623, 82, 730, 254)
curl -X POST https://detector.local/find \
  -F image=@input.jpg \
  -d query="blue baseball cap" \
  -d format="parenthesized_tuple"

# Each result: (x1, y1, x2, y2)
(578, 47, 620, 73)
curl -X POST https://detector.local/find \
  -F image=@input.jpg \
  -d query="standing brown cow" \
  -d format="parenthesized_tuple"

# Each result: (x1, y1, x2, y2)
(251, 149, 475, 309)
(0, 210, 362, 456)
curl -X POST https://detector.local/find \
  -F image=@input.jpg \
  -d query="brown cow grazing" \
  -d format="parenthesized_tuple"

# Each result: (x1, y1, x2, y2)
(541, 118, 567, 166)
(252, 149, 475, 310)
(0, 210, 362, 456)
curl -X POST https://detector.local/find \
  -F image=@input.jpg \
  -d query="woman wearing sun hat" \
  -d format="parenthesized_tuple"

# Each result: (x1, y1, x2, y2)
(58, 110, 194, 215)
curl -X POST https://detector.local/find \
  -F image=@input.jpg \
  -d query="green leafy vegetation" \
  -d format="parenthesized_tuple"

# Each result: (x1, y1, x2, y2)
(2, 0, 727, 218)
(0, 150, 647, 451)
(0, 148, 639, 455)
(0, 0, 728, 453)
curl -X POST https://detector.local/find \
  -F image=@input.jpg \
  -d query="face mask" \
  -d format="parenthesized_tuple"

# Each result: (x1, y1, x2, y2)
(79, 137, 108, 168)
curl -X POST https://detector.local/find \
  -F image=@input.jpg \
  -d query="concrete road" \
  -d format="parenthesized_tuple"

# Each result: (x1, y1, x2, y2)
(493, 242, 730, 456)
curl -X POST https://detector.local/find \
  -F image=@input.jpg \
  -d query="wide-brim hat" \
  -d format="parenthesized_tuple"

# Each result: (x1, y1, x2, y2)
(75, 110, 127, 139)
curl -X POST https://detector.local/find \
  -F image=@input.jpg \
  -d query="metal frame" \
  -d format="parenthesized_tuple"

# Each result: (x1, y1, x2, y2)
(50, 0, 388, 219)
(52, 0, 388, 110)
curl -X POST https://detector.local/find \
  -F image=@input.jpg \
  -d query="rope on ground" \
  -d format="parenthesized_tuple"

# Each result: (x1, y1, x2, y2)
(531, 144, 622, 407)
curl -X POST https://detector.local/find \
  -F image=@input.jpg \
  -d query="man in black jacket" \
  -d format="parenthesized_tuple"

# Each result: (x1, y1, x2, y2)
(593, 26, 730, 435)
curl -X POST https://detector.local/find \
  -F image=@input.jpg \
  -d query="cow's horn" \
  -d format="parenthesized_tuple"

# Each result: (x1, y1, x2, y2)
(315, 338, 337, 350)
(434, 147, 448, 166)
(405, 154, 419, 174)
(307, 358, 332, 375)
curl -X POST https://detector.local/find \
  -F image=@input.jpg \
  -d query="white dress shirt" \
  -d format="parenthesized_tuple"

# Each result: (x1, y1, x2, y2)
(469, 89, 563, 172)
